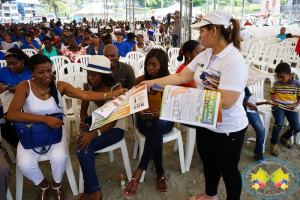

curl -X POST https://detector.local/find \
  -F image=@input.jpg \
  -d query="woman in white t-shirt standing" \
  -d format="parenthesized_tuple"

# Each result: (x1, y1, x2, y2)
(138, 10, 248, 200)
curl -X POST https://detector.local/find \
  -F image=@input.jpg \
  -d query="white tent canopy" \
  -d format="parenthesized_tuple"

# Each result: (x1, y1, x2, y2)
(72, 3, 116, 17)
(151, 3, 202, 18)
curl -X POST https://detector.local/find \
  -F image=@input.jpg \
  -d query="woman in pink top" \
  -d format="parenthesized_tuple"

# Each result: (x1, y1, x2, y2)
(63, 36, 86, 63)
(175, 40, 202, 88)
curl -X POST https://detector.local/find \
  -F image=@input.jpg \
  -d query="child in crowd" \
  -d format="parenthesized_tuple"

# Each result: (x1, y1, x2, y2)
(269, 62, 300, 157)
(243, 87, 277, 161)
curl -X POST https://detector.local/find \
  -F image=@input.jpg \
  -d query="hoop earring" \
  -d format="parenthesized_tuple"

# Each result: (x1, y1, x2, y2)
(188, 57, 190, 60)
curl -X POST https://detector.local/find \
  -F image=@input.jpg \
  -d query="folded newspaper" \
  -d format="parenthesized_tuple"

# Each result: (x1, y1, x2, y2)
(159, 85, 222, 129)
(246, 67, 274, 86)
(0, 91, 15, 113)
(89, 85, 149, 131)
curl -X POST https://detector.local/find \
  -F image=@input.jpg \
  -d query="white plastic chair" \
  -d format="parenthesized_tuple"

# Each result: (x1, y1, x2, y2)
(58, 63, 86, 80)
(126, 51, 145, 62)
(50, 56, 71, 80)
(12, 41, 21, 48)
(0, 50, 7, 53)
(154, 33, 161, 45)
(22, 49, 37, 56)
(169, 54, 183, 74)
(177, 123, 196, 172)
(60, 73, 87, 137)
(75, 55, 92, 66)
(7, 188, 13, 200)
(0, 127, 16, 163)
(15, 120, 79, 200)
(71, 98, 133, 193)
(167, 47, 180, 61)
(138, 56, 145, 76)
(152, 45, 165, 51)
(0, 60, 7, 68)
(132, 114, 185, 182)
(119, 58, 140, 77)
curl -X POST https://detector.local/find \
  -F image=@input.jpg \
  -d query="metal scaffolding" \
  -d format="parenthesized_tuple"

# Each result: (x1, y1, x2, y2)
(179, 0, 193, 47)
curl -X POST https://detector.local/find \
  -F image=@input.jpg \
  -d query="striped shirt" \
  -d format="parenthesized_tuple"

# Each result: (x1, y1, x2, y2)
(270, 77, 300, 111)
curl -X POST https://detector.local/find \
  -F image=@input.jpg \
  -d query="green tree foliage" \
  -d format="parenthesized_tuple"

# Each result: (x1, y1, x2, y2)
(193, 0, 206, 7)
(40, 0, 67, 17)
(136, 0, 174, 9)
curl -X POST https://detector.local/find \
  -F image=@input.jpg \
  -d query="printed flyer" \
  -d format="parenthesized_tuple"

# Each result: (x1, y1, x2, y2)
(247, 67, 274, 86)
(159, 85, 222, 129)
(89, 85, 149, 131)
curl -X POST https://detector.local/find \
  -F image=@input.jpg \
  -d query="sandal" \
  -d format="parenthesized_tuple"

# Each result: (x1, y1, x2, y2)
(124, 177, 140, 198)
(157, 176, 168, 193)
(37, 183, 50, 200)
(53, 184, 66, 200)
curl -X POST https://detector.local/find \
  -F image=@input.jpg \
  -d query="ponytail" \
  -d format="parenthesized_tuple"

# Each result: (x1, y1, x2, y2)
(177, 40, 200, 61)
(49, 79, 61, 109)
(229, 18, 241, 51)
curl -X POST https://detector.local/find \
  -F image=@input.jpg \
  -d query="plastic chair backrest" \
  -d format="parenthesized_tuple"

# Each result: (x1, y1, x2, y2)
(0, 60, 7, 68)
(22, 49, 37, 56)
(167, 48, 180, 61)
(50, 56, 72, 79)
(58, 63, 86, 80)
(126, 51, 145, 62)
(249, 72, 275, 100)
(75, 55, 92, 66)
(119, 58, 140, 77)
(71, 98, 81, 134)
(152, 45, 165, 51)
(247, 42, 264, 61)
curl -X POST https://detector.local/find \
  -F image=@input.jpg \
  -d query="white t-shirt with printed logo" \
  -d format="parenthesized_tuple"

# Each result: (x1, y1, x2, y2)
(187, 43, 248, 133)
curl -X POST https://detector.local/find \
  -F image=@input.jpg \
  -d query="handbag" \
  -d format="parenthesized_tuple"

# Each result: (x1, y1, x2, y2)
(13, 113, 65, 154)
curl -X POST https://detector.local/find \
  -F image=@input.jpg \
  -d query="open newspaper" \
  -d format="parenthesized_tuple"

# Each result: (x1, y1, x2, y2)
(89, 85, 149, 131)
(159, 85, 222, 129)
(0, 91, 14, 113)
(247, 67, 274, 86)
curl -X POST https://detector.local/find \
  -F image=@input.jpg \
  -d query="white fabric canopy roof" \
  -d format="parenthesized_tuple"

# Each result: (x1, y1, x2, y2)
(72, 4, 116, 16)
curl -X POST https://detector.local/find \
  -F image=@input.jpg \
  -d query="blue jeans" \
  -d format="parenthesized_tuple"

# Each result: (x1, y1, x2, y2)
(76, 128, 124, 194)
(246, 109, 265, 154)
(172, 34, 179, 47)
(137, 117, 174, 175)
(270, 106, 300, 145)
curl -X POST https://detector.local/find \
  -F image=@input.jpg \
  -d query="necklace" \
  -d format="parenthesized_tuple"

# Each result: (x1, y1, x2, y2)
(34, 81, 50, 99)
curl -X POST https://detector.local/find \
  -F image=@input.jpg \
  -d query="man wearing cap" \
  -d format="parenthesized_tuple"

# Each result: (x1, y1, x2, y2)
(124, 33, 137, 50)
(113, 31, 132, 57)
(104, 44, 136, 89)
(86, 33, 105, 55)
(171, 10, 180, 47)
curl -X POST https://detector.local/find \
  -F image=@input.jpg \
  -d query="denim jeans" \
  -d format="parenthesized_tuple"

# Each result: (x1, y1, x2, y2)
(76, 128, 124, 194)
(246, 109, 265, 154)
(270, 106, 300, 145)
(137, 117, 174, 175)
(172, 34, 179, 47)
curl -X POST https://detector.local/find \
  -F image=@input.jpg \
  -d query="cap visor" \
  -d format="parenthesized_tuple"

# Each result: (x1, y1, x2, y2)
(190, 21, 210, 30)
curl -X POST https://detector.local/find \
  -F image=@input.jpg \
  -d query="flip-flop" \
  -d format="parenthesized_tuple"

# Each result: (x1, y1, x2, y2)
(124, 177, 140, 198)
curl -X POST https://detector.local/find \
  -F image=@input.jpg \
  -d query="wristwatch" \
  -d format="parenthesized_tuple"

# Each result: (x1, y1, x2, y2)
(96, 129, 101, 137)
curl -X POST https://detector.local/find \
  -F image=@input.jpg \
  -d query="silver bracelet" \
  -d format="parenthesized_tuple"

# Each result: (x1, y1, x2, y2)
(104, 92, 107, 100)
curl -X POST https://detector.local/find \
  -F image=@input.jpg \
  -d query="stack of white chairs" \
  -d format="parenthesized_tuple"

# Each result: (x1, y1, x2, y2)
(154, 33, 161, 45)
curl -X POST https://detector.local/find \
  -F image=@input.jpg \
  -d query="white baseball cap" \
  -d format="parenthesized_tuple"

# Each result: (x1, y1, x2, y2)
(191, 9, 233, 29)
(83, 55, 111, 74)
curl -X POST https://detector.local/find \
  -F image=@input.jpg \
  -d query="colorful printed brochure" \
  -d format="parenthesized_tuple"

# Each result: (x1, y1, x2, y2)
(159, 85, 222, 129)
(89, 85, 149, 131)
(247, 67, 274, 86)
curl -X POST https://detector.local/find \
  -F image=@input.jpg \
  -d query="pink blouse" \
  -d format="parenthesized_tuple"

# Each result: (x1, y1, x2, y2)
(63, 47, 86, 62)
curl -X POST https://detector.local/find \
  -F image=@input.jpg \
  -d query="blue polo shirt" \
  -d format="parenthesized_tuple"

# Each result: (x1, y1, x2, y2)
(0, 66, 32, 87)
(124, 40, 137, 50)
(113, 41, 132, 57)
(0, 51, 5, 60)
(12, 36, 24, 42)
(147, 29, 155, 41)
(21, 40, 40, 49)
(76, 36, 84, 45)
(276, 33, 287, 42)
(53, 26, 62, 37)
